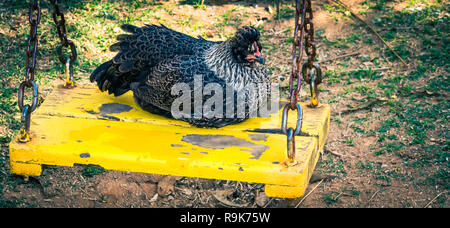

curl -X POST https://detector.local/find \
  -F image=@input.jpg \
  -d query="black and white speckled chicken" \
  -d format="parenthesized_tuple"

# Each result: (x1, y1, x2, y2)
(90, 24, 269, 127)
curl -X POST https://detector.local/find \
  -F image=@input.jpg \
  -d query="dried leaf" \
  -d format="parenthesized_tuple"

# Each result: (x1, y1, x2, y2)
(205, 31, 214, 38)
(213, 190, 248, 208)
(255, 191, 269, 207)
(157, 176, 177, 196)
(150, 193, 158, 202)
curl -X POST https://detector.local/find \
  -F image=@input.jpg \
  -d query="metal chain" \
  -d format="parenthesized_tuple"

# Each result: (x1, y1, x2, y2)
(49, 0, 77, 87)
(303, 1, 316, 69)
(18, 0, 77, 142)
(302, 0, 322, 107)
(282, 0, 322, 164)
(18, 0, 41, 142)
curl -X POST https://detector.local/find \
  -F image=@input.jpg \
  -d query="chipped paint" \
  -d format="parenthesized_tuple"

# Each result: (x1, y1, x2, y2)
(85, 110, 121, 121)
(83, 103, 133, 122)
(246, 128, 283, 134)
(181, 134, 268, 159)
(99, 103, 133, 114)
(248, 134, 268, 142)
(247, 128, 311, 137)
(171, 144, 185, 147)
(79, 153, 90, 158)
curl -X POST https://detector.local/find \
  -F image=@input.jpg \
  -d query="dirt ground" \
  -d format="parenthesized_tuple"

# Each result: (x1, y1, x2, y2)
(0, 0, 448, 208)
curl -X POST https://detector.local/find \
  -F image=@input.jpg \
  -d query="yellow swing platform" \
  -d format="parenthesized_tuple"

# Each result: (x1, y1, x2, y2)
(9, 84, 330, 198)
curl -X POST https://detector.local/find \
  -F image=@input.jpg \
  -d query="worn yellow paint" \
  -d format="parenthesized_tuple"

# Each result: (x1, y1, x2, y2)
(9, 84, 330, 198)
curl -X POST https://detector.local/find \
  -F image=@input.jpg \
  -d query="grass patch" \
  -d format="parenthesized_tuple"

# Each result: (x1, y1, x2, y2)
(81, 166, 106, 177)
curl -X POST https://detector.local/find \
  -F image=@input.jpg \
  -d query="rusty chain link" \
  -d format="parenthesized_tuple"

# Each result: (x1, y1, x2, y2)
(303, 1, 316, 69)
(18, 0, 41, 142)
(18, 0, 76, 142)
(25, 0, 41, 84)
(50, 0, 77, 87)
(302, 0, 322, 107)
(282, 0, 322, 164)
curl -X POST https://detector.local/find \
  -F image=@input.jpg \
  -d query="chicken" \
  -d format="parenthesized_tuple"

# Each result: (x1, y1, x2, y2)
(90, 24, 270, 127)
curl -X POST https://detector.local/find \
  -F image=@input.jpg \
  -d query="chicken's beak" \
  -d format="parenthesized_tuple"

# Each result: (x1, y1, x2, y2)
(255, 54, 265, 65)
(246, 53, 265, 64)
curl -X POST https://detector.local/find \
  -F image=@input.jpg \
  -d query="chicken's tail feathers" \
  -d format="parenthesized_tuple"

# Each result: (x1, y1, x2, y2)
(90, 60, 130, 96)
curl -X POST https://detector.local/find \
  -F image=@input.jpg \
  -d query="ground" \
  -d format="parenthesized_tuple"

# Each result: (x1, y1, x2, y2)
(0, 0, 448, 208)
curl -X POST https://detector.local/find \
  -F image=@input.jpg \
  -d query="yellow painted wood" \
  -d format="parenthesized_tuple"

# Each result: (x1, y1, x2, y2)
(9, 84, 330, 198)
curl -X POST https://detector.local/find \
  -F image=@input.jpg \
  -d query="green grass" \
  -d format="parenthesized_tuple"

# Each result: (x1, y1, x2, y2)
(340, 2, 450, 178)
(322, 33, 362, 49)
(342, 138, 355, 146)
(81, 166, 106, 177)
(319, 0, 449, 199)
(322, 192, 341, 206)
(278, 5, 295, 19)
(318, 156, 347, 176)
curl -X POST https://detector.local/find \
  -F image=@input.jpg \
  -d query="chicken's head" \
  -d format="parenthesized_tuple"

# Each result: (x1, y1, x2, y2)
(230, 26, 265, 65)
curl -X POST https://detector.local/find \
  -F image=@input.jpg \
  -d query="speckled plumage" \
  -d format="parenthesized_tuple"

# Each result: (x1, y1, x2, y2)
(90, 24, 269, 127)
